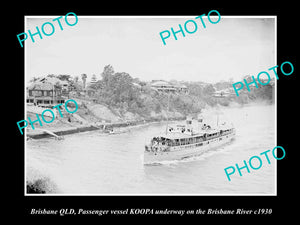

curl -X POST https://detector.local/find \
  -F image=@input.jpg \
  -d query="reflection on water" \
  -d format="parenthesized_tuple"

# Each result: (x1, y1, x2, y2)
(26, 104, 276, 195)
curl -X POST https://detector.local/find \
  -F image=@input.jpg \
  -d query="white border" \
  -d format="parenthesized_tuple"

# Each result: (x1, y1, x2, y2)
(24, 15, 277, 196)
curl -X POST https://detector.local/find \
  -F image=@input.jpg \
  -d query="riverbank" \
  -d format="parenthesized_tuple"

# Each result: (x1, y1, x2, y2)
(26, 116, 186, 139)
(25, 99, 188, 139)
(25, 99, 273, 140)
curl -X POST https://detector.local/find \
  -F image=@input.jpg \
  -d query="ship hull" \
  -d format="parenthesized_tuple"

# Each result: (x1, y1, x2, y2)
(144, 132, 235, 164)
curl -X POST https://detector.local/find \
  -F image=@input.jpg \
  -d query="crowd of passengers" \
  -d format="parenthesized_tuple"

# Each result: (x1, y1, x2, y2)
(151, 128, 234, 147)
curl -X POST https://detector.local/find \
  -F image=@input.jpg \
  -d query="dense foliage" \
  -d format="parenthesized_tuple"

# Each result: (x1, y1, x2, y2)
(36, 65, 274, 118)
(89, 65, 274, 117)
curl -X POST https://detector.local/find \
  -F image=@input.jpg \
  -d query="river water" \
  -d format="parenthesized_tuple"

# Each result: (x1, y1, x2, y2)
(26, 104, 276, 195)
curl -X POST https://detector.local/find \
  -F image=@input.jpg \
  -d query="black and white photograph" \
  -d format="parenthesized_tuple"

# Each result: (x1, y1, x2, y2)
(24, 15, 276, 195)
(13, 4, 298, 220)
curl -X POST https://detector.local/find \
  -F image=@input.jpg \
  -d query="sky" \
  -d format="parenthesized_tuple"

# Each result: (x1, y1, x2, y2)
(25, 16, 275, 84)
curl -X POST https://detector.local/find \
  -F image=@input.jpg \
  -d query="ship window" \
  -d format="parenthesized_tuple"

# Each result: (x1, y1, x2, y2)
(180, 139, 185, 145)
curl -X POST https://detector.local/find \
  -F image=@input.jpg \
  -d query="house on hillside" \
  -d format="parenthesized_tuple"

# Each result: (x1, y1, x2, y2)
(212, 88, 236, 98)
(174, 83, 188, 93)
(150, 80, 188, 93)
(26, 76, 67, 106)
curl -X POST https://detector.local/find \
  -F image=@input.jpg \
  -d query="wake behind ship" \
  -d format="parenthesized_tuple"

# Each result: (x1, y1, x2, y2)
(144, 116, 235, 164)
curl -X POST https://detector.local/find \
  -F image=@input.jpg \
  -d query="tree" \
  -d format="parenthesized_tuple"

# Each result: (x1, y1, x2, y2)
(101, 64, 114, 83)
(29, 76, 40, 82)
(203, 84, 215, 95)
(81, 74, 87, 90)
(68, 76, 82, 93)
(57, 74, 71, 81)
(95, 69, 143, 112)
(74, 76, 79, 83)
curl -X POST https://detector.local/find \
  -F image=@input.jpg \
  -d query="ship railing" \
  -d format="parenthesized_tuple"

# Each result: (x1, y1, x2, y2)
(147, 144, 170, 153)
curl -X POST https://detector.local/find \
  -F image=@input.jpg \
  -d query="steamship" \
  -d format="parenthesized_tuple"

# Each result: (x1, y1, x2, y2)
(144, 116, 235, 164)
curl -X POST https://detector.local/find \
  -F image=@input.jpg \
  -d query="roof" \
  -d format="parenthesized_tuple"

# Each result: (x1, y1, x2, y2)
(27, 76, 66, 90)
(151, 81, 173, 87)
(159, 130, 212, 139)
(174, 84, 187, 89)
(151, 81, 188, 90)
(38, 76, 62, 84)
(158, 132, 193, 139)
(28, 82, 54, 90)
(132, 82, 142, 87)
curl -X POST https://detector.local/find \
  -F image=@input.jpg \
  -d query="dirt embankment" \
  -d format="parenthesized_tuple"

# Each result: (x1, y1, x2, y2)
(25, 100, 186, 139)
(80, 100, 185, 123)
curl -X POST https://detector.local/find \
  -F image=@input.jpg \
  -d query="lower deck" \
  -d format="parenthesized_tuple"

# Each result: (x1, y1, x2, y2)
(144, 132, 235, 163)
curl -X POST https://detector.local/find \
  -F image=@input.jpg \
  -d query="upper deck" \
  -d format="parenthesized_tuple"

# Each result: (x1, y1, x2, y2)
(159, 124, 234, 140)
(146, 116, 235, 151)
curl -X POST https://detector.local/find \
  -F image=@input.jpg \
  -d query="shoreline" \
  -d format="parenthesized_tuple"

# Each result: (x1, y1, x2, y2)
(26, 116, 186, 139)
(26, 102, 274, 140)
